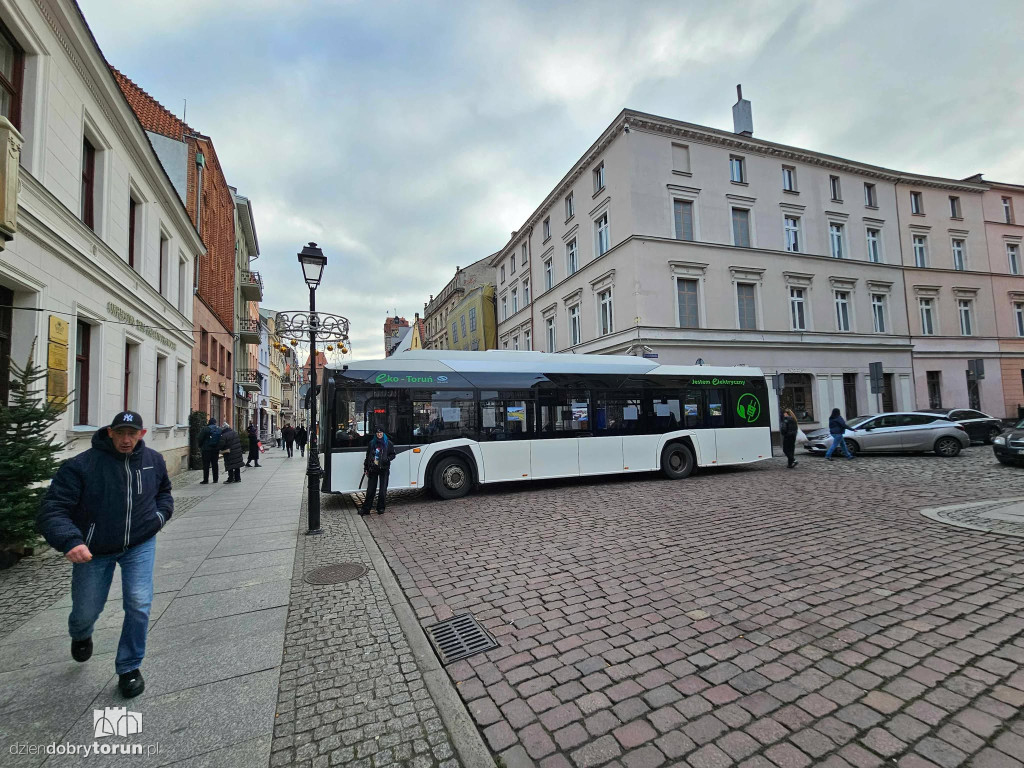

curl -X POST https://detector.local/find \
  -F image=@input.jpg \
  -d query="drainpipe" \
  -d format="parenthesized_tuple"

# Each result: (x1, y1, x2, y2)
(195, 149, 205, 232)
(895, 177, 916, 412)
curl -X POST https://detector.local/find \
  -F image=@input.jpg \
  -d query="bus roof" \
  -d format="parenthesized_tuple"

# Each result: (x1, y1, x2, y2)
(328, 350, 764, 378)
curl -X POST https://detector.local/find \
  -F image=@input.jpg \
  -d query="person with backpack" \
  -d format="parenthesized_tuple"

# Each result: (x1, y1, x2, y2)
(824, 407, 857, 461)
(197, 417, 222, 484)
(359, 427, 396, 516)
(780, 408, 800, 468)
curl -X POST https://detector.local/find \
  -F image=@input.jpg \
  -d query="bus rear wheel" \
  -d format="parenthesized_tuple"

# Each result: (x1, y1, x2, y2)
(432, 456, 472, 499)
(661, 443, 695, 480)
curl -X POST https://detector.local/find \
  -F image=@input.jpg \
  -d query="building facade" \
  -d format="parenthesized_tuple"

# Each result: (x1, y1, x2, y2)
(422, 256, 493, 349)
(383, 314, 409, 356)
(231, 188, 261, 429)
(0, 0, 205, 473)
(491, 105, 1024, 427)
(449, 284, 497, 351)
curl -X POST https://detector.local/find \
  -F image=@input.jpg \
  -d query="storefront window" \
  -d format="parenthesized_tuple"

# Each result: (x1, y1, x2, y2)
(779, 373, 814, 422)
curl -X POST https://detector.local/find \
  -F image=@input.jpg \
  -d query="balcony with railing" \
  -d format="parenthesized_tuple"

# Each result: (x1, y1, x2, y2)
(238, 317, 260, 345)
(236, 368, 263, 392)
(239, 270, 263, 301)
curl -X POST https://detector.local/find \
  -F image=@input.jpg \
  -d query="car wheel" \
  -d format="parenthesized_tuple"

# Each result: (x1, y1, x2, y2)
(661, 442, 695, 480)
(845, 439, 859, 457)
(935, 437, 962, 457)
(996, 456, 1013, 465)
(431, 456, 471, 499)
(985, 426, 1002, 445)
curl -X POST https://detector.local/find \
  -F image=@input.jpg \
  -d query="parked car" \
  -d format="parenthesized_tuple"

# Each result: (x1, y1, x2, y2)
(918, 408, 1005, 444)
(804, 412, 970, 457)
(992, 418, 1024, 466)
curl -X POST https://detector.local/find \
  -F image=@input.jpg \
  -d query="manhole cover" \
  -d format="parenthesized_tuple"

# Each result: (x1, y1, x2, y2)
(303, 563, 367, 585)
(425, 613, 499, 664)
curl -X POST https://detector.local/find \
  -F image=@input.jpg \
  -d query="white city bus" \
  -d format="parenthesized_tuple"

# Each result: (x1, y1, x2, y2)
(320, 350, 771, 499)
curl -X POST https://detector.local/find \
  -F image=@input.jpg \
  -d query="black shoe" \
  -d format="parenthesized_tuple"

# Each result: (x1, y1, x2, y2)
(244, 463, 251, 467)
(792, 461, 798, 468)
(224, 479, 234, 484)
(118, 669, 144, 698)
(71, 637, 92, 662)
(199, 480, 209, 485)
(254, 463, 261, 467)
(376, 509, 385, 515)
(358, 508, 370, 516)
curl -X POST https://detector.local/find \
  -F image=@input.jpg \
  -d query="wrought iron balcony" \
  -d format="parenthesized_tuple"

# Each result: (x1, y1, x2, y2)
(238, 317, 260, 345)
(236, 368, 263, 392)
(239, 270, 263, 301)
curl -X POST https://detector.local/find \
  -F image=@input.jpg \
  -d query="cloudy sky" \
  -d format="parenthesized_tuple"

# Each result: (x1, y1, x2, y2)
(80, 0, 1024, 358)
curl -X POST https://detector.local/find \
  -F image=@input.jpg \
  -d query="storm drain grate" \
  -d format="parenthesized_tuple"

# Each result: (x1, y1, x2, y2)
(303, 563, 367, 585)
(425, 613, 499, 664)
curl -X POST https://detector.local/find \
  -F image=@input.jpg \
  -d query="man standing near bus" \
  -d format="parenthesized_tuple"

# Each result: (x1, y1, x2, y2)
(359, 427, 395, 515)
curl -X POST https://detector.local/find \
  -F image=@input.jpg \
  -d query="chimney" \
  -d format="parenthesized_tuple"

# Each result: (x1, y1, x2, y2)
(732, 84, 753, 137)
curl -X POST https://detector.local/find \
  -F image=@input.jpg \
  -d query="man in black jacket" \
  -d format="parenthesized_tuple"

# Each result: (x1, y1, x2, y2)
(36, 411, 173, 699)
(196, 417, 221, 484)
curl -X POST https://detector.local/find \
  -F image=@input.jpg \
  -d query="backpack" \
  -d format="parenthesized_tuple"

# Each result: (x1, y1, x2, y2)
(204, 425, 222, 451)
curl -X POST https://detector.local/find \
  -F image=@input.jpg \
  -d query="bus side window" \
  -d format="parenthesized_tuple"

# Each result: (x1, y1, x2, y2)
(707, 389, 725, 428)
(683, 390, 704, 428)
(481, 391, 535, 441)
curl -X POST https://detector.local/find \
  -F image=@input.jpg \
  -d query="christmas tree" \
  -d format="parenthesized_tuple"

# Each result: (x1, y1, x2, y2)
(0, 343, 67, 551)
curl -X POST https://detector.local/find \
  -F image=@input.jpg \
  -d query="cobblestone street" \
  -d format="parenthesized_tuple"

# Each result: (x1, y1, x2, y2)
(367, 449, 1024, 768)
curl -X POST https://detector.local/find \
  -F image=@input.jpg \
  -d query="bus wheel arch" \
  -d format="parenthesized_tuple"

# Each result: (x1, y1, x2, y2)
(426, 450, 477, 500)
(661, 440, 696, 480)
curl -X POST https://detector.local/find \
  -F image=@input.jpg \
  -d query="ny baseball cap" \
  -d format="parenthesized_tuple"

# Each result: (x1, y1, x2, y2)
(109, 411, 144, 431)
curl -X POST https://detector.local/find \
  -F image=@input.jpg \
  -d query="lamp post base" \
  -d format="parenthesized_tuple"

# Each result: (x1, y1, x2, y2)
(305, 528, 323, 536)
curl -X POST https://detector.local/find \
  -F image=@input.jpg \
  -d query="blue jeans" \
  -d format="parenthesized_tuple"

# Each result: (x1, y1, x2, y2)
(68, 535, 156, 674)
(825, 433, 852, 459)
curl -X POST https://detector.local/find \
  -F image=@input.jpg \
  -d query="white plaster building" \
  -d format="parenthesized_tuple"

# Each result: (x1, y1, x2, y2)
(0, 0, 205, 472)
(491, 101, 1023, 427)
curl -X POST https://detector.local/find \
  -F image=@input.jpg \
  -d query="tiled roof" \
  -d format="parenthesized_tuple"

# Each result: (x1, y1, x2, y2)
(110, 68, 193, 140)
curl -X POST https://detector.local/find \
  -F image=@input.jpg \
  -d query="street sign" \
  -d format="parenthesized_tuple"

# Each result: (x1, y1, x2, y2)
(642, 353, 659, 359)
(869, 362, 884, 394)
(771, 374, 783, 392)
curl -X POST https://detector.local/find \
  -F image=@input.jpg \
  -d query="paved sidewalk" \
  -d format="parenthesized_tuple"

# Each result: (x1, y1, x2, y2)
(0, 453, 306, 767)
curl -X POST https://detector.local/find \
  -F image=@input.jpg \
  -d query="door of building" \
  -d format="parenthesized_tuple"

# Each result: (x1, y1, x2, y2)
(0, 286, 11, 407)
(881, 373, 895, 413)
(843, 373, 858, 418)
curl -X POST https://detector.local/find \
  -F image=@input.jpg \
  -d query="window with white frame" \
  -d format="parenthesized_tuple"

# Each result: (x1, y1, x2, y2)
(958, 299, 973, 336)
(672, 143, 690, 173)
(834, 291, 851, 331)
(565, 192, 575, 220)
(597, 289, 613, 335)
(782, 166, 797, 192)
(568, 304, 581, 345)
(871, 294, 887, 333)
(451, 321, 458, 343)
(469, 306, 477, 331)
(866, 227, 882, 263)
(784, 216, 800, 252)
(919, 298, 936, 335)
(543, 218, 550, 241)
(524, 328, 531, 350)
(829, 222, 845, 258)
(949, 196, 962, 218)
(521, 243, 527, 265)
(501, 294, 507, 320)
(910, 191, 924, 215)
(566, 238, 578, 275)
(595, 213, 610, 256)
(677, 278, 699, 328)
(522, 278, 530, 306)
(510, 254, 516, 275)
(500, 264, 505, 283)
(732, 208, 751, 248)
(502, 340, 508, 349)
(593, 162, 605, 193)
(545, 316, 555, 352)
(951, 238, 966, 271)
(729, 155, 746, 183)
(544, 258, 553, 290)
(789, 287, 807, 331)
(512, 335, 519, 350)
(737, 283, 757, 330)
(673, 199, 694, 241)
(1002, 196, 1014, 224)
(1015, 302, 1024, 337)
(829, 175, 842, 201)
(864, 183, 877, 207)
(913, 235, 928, 267)
(1008, 243, 1021, 275)
(511, 287, 518, 314)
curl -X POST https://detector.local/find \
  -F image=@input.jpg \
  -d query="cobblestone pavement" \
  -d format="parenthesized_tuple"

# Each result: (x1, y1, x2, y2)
(921, 498, 1024, 538)
(366, 449, 1024, 768)
(269, 488, 468, 768)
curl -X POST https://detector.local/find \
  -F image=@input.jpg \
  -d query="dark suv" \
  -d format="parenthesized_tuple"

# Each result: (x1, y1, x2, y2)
(919, 408, 1004, 444)
(992, 418, 1024, 466)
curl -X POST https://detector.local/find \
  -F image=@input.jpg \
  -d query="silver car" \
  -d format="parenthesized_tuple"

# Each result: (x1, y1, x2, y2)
(804, 412, 970, 457)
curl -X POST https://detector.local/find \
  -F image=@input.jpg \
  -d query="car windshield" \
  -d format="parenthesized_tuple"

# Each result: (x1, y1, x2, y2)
(1016, 418, 1024, 430)
(846, 416, 873, 428)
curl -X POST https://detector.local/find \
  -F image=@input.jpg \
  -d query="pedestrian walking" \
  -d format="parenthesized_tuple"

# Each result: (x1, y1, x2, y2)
(359, 427, 396, 516)
(196, 417, 222, 484)
(274, 427, 282, 448)
(295, 425, 308, 457)
(36, 411, 172, 699)
(245, 422, 261, 467)
(219, 421, 243, 482)
(282, 423, 295, 458)
(824, 407, 857, 461)
(780, 408, 799, 468)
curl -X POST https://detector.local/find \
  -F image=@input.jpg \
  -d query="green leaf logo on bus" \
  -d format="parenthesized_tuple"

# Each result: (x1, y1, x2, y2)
(736, 393, 761, 423)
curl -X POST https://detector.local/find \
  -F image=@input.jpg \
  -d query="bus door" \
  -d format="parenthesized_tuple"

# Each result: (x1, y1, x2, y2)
(362, 391, 412, 488)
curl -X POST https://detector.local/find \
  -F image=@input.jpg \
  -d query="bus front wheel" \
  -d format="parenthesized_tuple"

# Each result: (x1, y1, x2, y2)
(661, 443, 695, 480)
(432, 456, 472, 499)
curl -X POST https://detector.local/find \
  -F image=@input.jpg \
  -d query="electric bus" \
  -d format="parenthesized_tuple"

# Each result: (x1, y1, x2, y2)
(319, 350, 771, 499)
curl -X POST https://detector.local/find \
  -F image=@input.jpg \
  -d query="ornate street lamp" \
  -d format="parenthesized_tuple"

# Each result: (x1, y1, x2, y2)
(275, 243, 350, 535)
